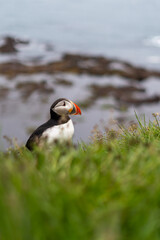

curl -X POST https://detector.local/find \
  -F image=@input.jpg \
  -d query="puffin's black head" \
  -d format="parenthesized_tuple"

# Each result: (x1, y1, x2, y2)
(50, 98, 81, 119)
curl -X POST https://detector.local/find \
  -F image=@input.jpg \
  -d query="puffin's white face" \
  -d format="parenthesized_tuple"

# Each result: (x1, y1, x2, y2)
(52, 99, 81, 116)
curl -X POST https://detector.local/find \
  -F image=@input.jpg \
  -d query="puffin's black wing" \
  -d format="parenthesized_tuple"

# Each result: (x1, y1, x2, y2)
(26, 119, 56, 150)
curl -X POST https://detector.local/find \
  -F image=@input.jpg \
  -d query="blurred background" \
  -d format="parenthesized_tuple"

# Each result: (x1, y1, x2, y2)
(0, 0, 160, 149)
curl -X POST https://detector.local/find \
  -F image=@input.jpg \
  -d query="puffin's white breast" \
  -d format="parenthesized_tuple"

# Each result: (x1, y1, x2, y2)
(42, 119, 74, 143)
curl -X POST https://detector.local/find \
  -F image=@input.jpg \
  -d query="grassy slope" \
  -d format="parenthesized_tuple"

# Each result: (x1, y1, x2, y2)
(1, 117, 160, 240)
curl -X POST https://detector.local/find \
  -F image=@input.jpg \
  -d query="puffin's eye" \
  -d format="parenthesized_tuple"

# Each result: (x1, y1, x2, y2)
(63, 101, 66, 106)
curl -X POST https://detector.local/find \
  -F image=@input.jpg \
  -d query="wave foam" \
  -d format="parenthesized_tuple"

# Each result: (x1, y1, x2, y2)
(144, 36, 160, 47)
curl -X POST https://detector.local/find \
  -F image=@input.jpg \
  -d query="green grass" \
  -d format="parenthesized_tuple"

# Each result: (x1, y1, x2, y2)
(1, 115, 160, 240)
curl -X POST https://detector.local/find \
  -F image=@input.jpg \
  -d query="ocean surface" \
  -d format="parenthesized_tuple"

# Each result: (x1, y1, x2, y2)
(0, 0, 160, 67)
(0, 0, 160, 149)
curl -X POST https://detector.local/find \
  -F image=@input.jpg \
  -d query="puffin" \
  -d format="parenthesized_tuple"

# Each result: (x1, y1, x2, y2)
(26, 98, 81, 150)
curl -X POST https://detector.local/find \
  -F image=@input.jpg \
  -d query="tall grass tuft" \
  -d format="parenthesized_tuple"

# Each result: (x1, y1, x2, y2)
(1, 115, 160, 240)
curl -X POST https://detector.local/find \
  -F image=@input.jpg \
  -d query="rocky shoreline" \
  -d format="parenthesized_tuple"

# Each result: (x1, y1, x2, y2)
(0, 36, 160, 81)
(1, 57, 160, 107)
(1, 53, 160, 81)
(0, 36, 160, 107)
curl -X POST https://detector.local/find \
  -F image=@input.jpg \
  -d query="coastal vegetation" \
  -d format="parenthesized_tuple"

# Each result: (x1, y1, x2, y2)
(1, 115, 160, 240)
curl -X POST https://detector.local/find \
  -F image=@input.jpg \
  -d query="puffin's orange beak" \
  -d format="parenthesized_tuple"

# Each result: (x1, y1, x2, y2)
(69, 101, 82, 115)
(73, 102, 81, 115)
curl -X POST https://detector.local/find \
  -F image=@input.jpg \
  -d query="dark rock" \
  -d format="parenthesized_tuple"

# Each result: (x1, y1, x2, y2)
(55, 78, 73, 86)
(0, 87, 9, 99)
(0, 53, 160, 82)
(90, 84, 145, 99)
(0, 36, 29, 54)
(16, 81, 54, 100)
(78, 84, 160, 108)
(122, 95, 160, 105)
(0, 37, 17, 53)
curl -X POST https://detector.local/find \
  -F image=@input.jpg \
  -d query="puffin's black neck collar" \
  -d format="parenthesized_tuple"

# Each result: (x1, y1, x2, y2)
(50, 109, 70, 124)
(50, 109, 61, 120)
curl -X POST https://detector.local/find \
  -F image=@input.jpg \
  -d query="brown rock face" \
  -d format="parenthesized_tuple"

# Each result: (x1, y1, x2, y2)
(0, 36, 29, 54)
(0, 52, 160, 81)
